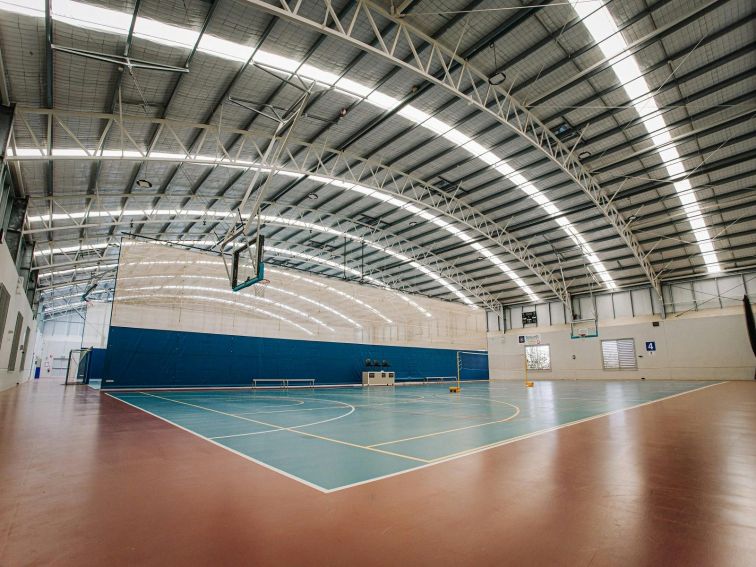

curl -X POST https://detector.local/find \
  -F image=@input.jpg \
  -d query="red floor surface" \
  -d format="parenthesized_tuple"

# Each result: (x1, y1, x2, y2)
(1, 379, 755, 566)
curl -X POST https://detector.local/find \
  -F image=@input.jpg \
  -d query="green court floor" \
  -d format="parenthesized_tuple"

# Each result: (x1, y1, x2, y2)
(108, 380, 720, 491)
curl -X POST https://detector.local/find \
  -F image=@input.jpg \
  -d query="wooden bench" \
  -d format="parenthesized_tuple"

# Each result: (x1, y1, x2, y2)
(252, 378, 315, 389)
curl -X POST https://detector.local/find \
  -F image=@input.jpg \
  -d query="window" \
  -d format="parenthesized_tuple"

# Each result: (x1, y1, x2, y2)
(19, 327, 31, 370)
(0, 284, 10, 339)
(8, 312, 23, 371)
(601, 339, 637, 370)
(525, 344, 551, 370)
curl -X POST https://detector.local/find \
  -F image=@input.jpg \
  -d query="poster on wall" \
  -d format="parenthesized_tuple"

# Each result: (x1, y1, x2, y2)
(518, 334, 541, 345)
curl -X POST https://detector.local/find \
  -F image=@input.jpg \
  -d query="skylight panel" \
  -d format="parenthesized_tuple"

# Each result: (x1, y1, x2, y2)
(3, 0, 564, 300)
(253, 51, 300, 73)
(0, 0, 43, 17)
(199, 35, 254, 62)
(397, 106, 432, 123)
(299, 64, 339, 86)
(334, 77, 372, 98)
(54, 0, 131, 35)
(134, 17, 199, 49)
(367, 91, 401, 110)
(570, 0, 721, 273)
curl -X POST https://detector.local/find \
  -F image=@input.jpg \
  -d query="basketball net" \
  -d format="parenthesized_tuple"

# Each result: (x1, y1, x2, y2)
(253, 279, 270, 298)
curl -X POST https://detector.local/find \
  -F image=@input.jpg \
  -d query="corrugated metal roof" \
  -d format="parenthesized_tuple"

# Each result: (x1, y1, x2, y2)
(1, 0, 752, 313)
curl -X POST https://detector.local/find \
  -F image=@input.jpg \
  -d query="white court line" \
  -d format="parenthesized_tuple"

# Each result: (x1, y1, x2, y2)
(201, 401, 308, 411)
(369, 398, 520, 447)
(327, 381, 727, 493)
(138, 391, 355, 437)
(105, 383, 366, 392)
(209, 405, 355, 439)
(134, 392, 427, 463)
(233, 404, 344, 416)
(107, 381, 726, 493)
(107, 394, 330, 493)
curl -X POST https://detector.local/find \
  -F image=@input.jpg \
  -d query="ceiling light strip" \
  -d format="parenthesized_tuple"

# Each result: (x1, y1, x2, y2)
(3, 0, 543, 301)
(570, 0, 721, 273)
(28, 209, 477, 305)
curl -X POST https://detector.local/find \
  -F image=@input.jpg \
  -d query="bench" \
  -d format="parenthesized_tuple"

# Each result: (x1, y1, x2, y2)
(252, 378, 315, 389)
(394, 376, 455, 385)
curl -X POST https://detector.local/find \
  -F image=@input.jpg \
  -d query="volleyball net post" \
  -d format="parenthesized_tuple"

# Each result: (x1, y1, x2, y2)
(450, 351, 462, 393)
(450, 351, 488, 393)
(520, 334, 540, 388)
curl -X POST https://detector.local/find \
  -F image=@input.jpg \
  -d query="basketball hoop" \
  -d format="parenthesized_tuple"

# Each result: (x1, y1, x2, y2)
(570, 318, 598, 339)
(253, 279, 270, 298)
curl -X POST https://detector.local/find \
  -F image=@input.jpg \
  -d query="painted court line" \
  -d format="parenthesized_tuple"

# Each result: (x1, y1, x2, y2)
(233, 404, 344, 416)
(107, 381, 725, 493)
(369, 400, 521, 447)
(107, 394, 330, 494)
(327, 381, 727, 493)
(136, 391, 428, 463)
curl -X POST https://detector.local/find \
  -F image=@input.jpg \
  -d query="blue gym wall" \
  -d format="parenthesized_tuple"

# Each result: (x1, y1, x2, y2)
(102, 326, 487, 389)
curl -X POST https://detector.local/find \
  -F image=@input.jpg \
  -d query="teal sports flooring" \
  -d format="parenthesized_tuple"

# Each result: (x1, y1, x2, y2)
(108, 380, 720, 492)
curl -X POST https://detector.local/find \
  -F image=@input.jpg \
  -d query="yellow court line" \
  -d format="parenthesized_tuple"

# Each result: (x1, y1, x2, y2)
(426, 382, 727, 462)
(139, 392, 428, 463)
(368, 400, 521, 448)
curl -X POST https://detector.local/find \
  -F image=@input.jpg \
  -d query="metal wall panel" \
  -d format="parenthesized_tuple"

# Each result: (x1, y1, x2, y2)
(718, 276, 746, 307)
(613, 292, 633, 318)
(509, 306, 523, 329)
(549, 301, 566, 325)
(631, 289, 653, 316)
(693, 279, 720, 309)
(536, 303, 550, 326)
(596, 294, 614, 320)
(671, 283, 696, 313)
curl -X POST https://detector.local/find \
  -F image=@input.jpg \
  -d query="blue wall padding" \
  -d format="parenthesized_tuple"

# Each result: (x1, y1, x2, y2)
(102, 326, 488, 389)
(87, 348, 107, 381)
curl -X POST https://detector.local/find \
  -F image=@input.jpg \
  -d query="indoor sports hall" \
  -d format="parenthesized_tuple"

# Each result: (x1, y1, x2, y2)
(0, 0, 754, 565)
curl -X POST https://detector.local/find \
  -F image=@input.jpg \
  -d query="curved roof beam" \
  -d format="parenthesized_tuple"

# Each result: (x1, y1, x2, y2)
(11, 108, 563, 305)
(66, 293, 316, 336)
(29, 236, 435, 315)
(24, 201, 500, 309)
(27, 213, 487, 308)
(238, 0, 660, 299)
(40, 271, 391, 326)
(120, 285, 338, 332)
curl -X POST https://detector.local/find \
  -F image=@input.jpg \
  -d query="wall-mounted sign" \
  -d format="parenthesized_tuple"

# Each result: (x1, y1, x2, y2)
(518, 334, 541, 345)
(645, 341, 656, 352)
